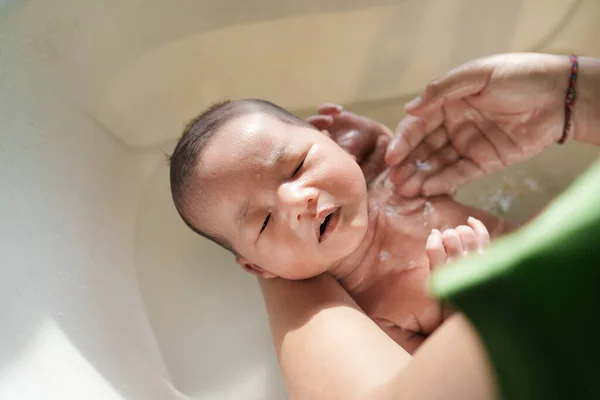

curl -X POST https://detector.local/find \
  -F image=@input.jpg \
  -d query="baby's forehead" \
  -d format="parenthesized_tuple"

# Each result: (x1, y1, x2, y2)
(201, 114, 293, 175)
(184, 175, 244, 237)
(191, 116, 281, 216)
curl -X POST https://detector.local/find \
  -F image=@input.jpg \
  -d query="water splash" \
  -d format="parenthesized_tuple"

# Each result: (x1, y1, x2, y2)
(484, 189, 516, 215)
(524, 178, 538, 192)
(497, 196, 514, 214)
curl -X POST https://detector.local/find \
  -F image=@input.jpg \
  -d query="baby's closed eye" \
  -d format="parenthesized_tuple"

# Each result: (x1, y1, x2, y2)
(260, 214, 271, 234)
(291, 156, 305, 178)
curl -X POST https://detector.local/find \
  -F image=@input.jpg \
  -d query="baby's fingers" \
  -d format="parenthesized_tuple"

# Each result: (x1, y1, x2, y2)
(455, 225, 479, 253)
(426, 229, 447, 270)
(467, 217, 490, 249)
(306, 114, 333, 131)
(317, 103, 343, 116)
(441, 229, 464, 260)
(360, 135, 389, 183)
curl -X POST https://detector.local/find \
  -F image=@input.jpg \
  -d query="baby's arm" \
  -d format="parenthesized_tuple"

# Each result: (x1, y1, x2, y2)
(375, 317, 426, 355)
(426, 217, 491, 271)
(374, 219, 490, 355)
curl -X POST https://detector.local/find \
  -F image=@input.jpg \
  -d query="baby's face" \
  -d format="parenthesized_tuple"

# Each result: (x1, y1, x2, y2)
(190, 113, 369, 279)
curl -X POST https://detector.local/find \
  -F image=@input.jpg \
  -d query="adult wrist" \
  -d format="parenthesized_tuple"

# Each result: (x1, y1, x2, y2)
(570, 56, 600, 146)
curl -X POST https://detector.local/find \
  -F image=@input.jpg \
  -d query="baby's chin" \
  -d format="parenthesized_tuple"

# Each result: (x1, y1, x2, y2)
(273, 258, 330, 280)
(328, 199, 371, 259)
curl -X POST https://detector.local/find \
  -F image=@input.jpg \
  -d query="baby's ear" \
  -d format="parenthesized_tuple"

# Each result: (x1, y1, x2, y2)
(235, 257, 277, 279)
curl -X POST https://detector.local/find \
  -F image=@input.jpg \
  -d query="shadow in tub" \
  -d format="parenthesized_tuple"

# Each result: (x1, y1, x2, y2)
(134, 164, 287, 400)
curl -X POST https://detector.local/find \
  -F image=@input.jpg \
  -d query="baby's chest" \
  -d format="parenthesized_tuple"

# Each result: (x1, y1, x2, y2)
(352, 260, 442, 334)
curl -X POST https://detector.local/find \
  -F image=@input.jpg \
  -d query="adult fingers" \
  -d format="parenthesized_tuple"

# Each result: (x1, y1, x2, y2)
(387, 127, 449, 184)
(422, 158, 484, 196)
(405, 59, 493, 115)
(389, 145, 460, 198)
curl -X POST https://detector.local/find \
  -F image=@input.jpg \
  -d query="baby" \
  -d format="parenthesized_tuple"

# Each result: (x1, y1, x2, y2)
(169, 99, 517, 353)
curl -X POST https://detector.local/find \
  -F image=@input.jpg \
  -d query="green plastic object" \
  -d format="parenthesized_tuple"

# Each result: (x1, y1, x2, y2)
(432, 161, 600, 400)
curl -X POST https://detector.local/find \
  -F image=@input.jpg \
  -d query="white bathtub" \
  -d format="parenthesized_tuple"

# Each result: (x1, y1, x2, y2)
(1, 1, 598, 399)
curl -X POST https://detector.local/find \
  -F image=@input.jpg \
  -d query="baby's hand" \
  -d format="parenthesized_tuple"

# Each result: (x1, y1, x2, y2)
(426, 217, 490, 270)
(307, 103, 391, 182)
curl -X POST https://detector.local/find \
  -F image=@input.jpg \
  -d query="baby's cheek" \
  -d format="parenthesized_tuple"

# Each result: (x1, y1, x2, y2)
(278, 247, 321, 280)
(334, 157, 366, 186)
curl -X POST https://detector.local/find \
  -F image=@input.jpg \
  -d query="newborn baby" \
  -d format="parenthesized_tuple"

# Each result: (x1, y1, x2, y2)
(169, 99, 517, 353)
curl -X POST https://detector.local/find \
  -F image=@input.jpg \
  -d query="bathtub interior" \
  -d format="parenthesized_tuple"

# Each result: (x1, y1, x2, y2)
(1, 0, 599, 399)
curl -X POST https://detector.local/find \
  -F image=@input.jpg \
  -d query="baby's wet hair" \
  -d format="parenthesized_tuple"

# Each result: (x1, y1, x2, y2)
(168, 99, 310, 252)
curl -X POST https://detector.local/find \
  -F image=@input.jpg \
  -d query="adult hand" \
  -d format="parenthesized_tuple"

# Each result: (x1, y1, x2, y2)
(308, 103, 391, 183)
(385, 53, 572, 197)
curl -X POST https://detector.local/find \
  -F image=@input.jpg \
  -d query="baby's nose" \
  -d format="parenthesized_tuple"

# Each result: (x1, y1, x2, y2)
(277, 182, 318, 225)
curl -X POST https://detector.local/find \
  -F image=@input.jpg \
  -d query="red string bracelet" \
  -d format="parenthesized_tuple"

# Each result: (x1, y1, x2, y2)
(558, 54, 579, 144)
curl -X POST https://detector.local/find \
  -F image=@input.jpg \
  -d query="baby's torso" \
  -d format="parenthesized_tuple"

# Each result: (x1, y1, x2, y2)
(341, 170, 517, 351)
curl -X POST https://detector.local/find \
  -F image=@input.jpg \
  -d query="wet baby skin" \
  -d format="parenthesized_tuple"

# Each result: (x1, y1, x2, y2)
(187, 109, 517, 354)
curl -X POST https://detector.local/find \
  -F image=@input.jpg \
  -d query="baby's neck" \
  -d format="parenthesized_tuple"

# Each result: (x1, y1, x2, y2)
(328, 200, 392, 292)
(327, 194, 517, 294)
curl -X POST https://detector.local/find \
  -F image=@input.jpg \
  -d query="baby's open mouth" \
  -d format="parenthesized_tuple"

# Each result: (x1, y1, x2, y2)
(320, 214, 332, 236)
(318, 208, 340, 243)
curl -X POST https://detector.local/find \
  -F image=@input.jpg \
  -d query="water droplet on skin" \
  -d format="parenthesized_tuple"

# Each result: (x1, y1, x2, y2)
(379, 251, 389, 261)
(423, 201, 434, 216)
(416, 159, 432, 171)
(384, 178, 395, 191)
